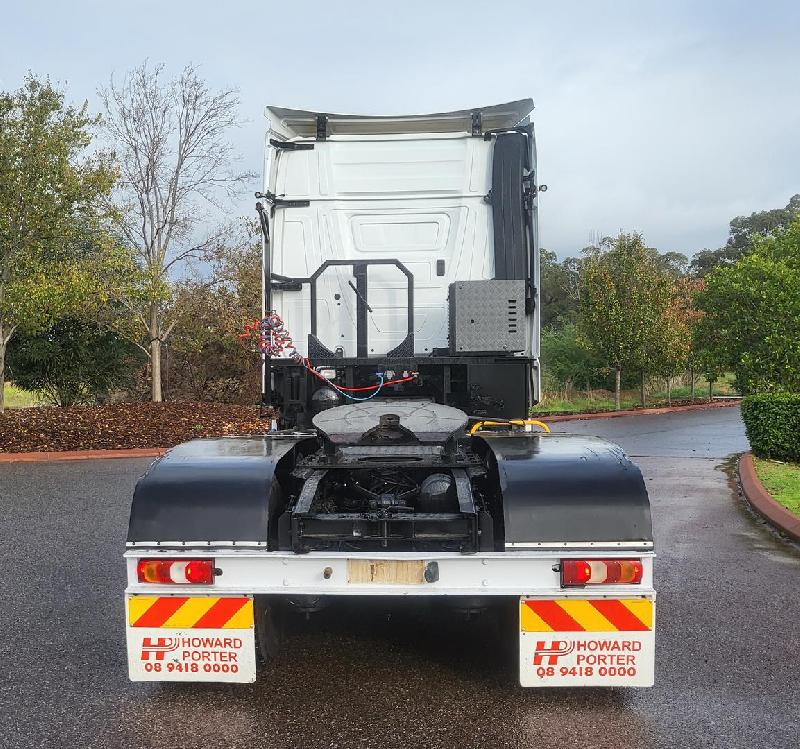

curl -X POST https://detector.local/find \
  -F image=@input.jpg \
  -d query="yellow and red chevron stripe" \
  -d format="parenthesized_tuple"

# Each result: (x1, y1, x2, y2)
(521, 598, 653, 632)
(128, 596, 253, 629)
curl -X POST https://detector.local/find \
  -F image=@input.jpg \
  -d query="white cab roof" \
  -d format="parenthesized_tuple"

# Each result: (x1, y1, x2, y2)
(266, 99, 534, 140)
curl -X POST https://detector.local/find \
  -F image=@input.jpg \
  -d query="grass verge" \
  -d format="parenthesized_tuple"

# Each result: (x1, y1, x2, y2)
(532, 375, 738, 415)
(532, 394, 723, 416)
(3, 383, 40, 408)
(531, 375, 736, 416)
(753, 457, 800, 517)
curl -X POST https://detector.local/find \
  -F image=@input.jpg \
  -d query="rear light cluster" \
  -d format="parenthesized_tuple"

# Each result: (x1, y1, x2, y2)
(560, 558, 643, 587)
(137, 559, 215, 585)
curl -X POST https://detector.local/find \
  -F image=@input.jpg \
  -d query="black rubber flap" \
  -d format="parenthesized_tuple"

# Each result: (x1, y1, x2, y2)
(127, 438, 301, 544)
(491, 132, 528, 280)
(482, 434, 653, 545)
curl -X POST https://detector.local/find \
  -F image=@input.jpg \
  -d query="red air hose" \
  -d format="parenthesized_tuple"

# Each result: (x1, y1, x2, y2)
(303, 361, 416, 391)
(241, 314, 417, 393)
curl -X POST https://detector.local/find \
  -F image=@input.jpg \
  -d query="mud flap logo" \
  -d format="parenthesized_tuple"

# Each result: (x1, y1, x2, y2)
(533, 640, 575, 665)
(140, 636, 179, 661)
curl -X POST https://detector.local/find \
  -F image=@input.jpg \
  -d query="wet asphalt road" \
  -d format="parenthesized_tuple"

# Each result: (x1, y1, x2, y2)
(1, 405, 798, 749)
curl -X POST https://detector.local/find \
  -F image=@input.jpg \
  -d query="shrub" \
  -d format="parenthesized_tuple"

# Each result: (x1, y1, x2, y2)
(540, 323, 605, 393)
(7, 318, 144, 406)
(741, 393, 800, 462)
(695, 218, 800, 394)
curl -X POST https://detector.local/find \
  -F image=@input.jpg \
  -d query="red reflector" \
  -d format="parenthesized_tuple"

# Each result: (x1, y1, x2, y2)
(136, 559, 215, 585)
(560, 559, 592, 586)
(560, 558, 643, 587)
(184, 560, 215, 584)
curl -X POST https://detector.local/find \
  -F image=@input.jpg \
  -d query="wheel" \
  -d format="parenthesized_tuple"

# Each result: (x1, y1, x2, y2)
(254, 597, 285, 665)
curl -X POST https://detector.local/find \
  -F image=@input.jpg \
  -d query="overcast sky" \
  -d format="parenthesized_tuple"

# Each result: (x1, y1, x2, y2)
(3, 0, 799, 258)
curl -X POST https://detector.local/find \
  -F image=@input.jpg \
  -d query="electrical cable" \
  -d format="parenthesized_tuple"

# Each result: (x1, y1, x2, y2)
(241, 313, 417, 400)
(326, 374, 386, 401)
(303, 360, 415, 391)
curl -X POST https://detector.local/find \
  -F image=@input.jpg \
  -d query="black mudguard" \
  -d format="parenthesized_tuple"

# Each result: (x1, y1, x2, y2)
(477, 434, 653, 547)
(126, 437, 309, 546)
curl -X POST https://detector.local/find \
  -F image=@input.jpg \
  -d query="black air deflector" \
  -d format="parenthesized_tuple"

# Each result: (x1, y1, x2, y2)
(491, 132, 528, 280)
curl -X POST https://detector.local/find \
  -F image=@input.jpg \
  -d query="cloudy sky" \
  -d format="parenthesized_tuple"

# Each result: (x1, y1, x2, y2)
(3, 0, 799, 257)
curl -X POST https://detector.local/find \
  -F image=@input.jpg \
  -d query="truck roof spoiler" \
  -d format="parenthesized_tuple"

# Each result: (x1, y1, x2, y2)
(265, 99, 534, 140)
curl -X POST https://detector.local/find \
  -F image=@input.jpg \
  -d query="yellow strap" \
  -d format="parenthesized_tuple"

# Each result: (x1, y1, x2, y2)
(523, 419, 551, 433)
(469, 418, 551, 435)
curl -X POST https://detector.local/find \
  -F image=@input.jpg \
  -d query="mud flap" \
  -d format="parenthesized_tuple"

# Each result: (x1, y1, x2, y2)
(126, 595, 257, 683)
(519, 596, 655, 687)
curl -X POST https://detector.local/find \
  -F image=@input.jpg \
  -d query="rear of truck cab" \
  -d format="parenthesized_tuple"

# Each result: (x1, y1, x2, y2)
(124, 99, 655, 689)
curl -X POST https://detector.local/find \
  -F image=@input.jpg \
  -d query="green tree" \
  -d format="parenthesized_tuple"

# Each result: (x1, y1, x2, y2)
(650, 250, 689, 279)
(163, 233, 261, 403)
(645, 277, 696, 404)
(7, 318, 144, 406)
(540, 250, 581, 329)
(695, 218, 800, 393)
(540, 323, 603, 397)
(100, 62, 251, 403)
(690, 195, 800, 276)
(578, 233, 673, 409)
(0, 75, 119, 411)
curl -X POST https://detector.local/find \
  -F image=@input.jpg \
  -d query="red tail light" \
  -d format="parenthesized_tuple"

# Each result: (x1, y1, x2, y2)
(137, 559, 215, 585)
(561, 559, 643, 587)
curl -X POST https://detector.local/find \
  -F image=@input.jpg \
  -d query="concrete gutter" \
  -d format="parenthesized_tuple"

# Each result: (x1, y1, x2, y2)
(541, 399, 741, 423)
(738, 452, 800, 542)
(0, 448, 166, 463)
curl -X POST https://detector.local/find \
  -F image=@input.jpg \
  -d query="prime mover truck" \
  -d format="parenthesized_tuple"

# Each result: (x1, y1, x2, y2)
(124, 99, 655, 687)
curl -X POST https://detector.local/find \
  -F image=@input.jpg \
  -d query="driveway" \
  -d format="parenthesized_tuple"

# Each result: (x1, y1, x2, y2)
(1, 406, 797, 749)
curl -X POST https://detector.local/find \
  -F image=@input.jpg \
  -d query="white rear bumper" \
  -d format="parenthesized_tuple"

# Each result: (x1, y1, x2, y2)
(124, 549, 654, 597)
(124, 549, 655, 687)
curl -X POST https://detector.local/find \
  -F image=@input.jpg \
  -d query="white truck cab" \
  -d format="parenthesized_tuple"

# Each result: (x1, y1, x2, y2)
(123, 101, 655, 690)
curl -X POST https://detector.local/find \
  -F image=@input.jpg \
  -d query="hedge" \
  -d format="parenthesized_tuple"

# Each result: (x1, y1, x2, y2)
(741, 394, 800, 462)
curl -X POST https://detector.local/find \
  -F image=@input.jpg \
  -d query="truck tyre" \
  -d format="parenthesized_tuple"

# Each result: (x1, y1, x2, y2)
(255, 597, 285, 665)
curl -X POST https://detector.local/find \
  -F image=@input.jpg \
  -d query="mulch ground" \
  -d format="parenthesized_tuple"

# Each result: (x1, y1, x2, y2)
(0, 403, 276, 453)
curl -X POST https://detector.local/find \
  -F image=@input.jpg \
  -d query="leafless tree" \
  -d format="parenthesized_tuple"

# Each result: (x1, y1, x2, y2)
(100, 61, 252, 401)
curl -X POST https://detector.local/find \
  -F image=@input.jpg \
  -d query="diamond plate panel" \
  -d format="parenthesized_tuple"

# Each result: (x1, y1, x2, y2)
(448, 280, 527, 354)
